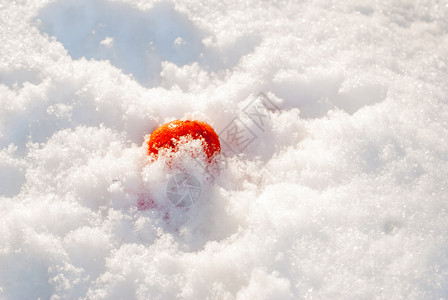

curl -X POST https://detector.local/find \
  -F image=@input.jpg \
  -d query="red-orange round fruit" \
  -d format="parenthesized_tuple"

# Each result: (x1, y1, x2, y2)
(147, 120, 221, 160)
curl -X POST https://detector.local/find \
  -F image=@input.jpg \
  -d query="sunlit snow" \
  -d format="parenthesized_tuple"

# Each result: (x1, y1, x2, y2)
(1, 0, 447, 299)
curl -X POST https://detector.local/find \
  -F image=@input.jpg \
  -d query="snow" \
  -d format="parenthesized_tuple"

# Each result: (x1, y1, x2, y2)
(1, 0, 448, 299)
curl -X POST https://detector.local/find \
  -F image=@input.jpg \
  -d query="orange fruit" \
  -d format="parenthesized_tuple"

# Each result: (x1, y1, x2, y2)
(147, 120, 221, 160)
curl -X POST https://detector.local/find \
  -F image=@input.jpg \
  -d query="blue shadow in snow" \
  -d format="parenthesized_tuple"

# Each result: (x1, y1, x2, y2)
(36, 0, 205, 86)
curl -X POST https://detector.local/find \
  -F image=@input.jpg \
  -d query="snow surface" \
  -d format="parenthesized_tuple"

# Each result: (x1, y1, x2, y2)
(1, 0, 448, 299)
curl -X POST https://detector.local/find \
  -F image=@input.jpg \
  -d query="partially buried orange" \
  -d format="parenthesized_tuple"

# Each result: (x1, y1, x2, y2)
(147, 120, 221, 160)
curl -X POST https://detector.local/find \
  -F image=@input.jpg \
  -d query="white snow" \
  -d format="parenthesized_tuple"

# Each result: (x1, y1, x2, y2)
(1, 0, 448, 299)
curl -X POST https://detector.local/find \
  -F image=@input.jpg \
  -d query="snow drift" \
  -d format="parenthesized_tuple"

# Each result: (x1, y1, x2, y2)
(1, 0, 447, 299)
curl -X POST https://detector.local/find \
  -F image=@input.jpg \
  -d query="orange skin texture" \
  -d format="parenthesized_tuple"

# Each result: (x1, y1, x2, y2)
(147, 120, 221, 160)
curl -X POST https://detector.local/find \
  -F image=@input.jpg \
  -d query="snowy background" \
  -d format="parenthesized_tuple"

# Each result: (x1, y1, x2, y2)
(1, 0, 448, 299)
